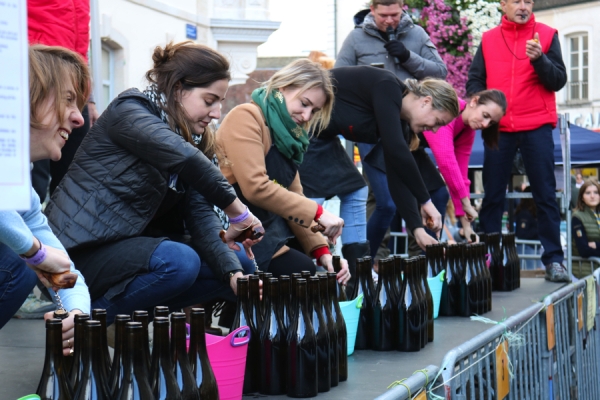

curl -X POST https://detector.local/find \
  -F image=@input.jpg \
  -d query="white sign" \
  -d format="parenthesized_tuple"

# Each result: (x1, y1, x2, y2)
(0, 0, 30, 210)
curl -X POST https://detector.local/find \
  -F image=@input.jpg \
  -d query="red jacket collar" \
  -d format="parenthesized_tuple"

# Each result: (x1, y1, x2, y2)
(500, 14, 536, 31)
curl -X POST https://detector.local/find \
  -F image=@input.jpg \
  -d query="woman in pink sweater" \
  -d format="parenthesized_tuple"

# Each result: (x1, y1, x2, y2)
(423, 90, 506, 240)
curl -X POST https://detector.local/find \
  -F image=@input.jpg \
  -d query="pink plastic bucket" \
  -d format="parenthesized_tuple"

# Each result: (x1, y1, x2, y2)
(205, 326, 251, 400)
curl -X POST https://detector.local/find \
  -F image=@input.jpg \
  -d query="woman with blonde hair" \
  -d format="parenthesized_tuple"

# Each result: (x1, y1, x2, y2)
(0, 45, 91, 354)
(46, 41, 263, 325)
(298, 66, 458, 293)
(217, 59, 351, 280)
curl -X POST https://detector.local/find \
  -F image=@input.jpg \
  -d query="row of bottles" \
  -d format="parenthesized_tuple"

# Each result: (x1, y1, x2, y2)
(37, 307, 218, 400)
(231, 271, 348, 398)
(481, 232, 521, 292)
(352, 255, 433, 352)
(438, 243, 493, 317)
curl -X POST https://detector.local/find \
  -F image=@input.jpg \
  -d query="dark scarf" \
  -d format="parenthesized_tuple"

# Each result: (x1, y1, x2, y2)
(251, 87, 309, 165)
(143, 84, 203, 146)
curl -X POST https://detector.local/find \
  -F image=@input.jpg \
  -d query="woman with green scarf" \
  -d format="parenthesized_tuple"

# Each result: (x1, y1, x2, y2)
(217, 59, 350, 281)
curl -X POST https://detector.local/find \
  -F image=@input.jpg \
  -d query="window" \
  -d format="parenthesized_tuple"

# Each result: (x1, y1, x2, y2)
(567, 33, 588, 101)
(101, 45, 115, 109)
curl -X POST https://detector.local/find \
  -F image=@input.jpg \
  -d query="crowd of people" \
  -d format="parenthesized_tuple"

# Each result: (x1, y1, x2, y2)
(0, 0, 582, 357)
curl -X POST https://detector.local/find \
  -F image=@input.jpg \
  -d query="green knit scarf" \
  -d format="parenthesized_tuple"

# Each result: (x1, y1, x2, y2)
(251, 87, 309, 165)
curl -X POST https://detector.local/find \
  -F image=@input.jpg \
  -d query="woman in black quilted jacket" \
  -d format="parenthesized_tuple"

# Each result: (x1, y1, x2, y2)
(45, 42, 262, 324)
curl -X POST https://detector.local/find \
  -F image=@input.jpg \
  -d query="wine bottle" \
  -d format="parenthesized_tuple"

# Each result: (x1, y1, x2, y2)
(301, 271, 312, 280)
(132, 310, 151, 371)
(91, 309, 112, 377)
(319, 275, 338, 387)
(278, 275, 293, 336)
(309, 276, 331, 393)
(73, 321, 111, 400)
(259, 278, 286, 395)
(230, 277, 252, 337)
(108, 314, 131, 397)
(488, 233, 504, 291)
(286, 279, 318, 398)
(440, 245, 459, 316)
(290, 273, 302, 324)
(36, 318, 73, 400)
(170, 312, 200, 400)
(189, 308, 219, 399)
(414, 256, 428, 349)
(149, 317, 182, 400)
(459, 245, 477, 317)
(508, 233, 517, 291)
(421, 255, 435, 343)
(355, 256, 374, 350)
(393, 255, 404, 297)
(396, 259, 421, 352)
(372, 257, 397, 351)
(68, 313, 89, 390)
(332, 255, 348, 301)
(117, 322, 154, 400)
(470, 244, 485, 315)
(327, 272, 347, 382)
(243, 275, 262, 394)
(500, 233, 513, 292)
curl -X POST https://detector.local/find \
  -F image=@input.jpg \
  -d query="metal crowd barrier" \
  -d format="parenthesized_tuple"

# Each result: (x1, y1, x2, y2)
(374, 267, 600, 400)
(374, 365, 439, 400)
(389, 232, 409, 257)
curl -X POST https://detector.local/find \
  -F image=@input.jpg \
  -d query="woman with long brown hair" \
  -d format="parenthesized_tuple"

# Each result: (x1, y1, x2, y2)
(46, 41, 263, 324)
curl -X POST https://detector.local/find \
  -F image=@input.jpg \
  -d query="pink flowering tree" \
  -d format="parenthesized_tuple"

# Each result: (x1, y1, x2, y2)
(419, 0, 473, 97)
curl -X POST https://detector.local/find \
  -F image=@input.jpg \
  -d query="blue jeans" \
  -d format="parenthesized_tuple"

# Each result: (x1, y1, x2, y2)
(479, 125, 563, 265)
(92, 241, 234, 324)
(233, 246, 261, 275)
(0, 243, 39, 329)
(358, 143, 396, 259)
(311, 186, 368, 246)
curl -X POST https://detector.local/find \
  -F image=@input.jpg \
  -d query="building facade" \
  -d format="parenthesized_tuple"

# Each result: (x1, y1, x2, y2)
(535, 0, 600, 131)
(95, 0, 279, 111)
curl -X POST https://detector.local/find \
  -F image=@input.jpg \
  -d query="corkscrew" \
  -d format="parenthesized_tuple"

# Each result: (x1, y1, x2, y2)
(53, 290, 66, 311)
(40, 271, 78, 316)
(220, 225, 265, 272)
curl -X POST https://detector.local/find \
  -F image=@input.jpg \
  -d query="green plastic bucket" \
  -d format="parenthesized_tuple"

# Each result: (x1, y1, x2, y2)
(427, 270, 445, 319)
(339, 293, 363, 355)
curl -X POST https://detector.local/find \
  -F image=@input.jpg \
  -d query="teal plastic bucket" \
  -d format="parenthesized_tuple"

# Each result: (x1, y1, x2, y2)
(339, 293, 363, 356)
(427, 270, 445, 319)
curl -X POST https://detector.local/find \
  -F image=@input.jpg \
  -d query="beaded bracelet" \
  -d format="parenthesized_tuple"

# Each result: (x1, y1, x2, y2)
(229, 206, 250, 224)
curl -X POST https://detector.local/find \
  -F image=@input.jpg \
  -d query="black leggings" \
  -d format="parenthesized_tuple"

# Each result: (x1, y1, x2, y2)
(266, 248, 316, 277)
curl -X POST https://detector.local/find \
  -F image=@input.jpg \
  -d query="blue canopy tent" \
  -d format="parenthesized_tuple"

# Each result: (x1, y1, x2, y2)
(466, 124, 600, 168)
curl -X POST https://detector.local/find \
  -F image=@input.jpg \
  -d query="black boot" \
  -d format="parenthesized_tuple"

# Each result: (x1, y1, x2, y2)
(342, 241, 370, 300)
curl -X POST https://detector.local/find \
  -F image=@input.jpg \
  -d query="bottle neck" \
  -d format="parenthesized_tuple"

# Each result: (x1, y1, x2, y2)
(171, 318, 188, 356)
(153, 322, 170, 359)
(45, 322, 64, 363)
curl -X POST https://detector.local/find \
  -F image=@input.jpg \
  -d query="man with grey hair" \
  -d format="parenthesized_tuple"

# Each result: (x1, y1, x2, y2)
(467, 0, 568, 282)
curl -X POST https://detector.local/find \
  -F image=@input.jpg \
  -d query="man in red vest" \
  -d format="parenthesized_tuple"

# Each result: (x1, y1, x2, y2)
(467, 0, 568, 282)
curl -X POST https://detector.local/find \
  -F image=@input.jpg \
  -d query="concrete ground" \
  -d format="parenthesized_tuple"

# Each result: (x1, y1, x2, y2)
(0, 277, 565, 400)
